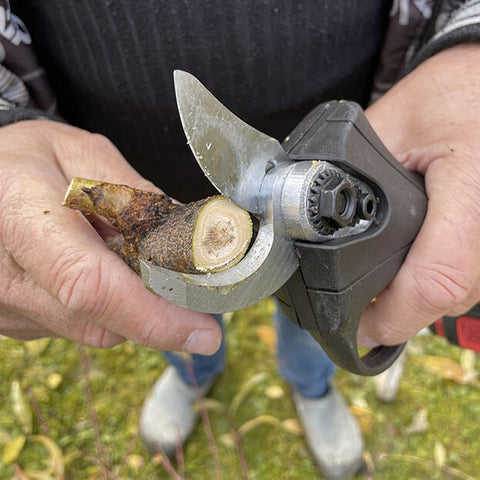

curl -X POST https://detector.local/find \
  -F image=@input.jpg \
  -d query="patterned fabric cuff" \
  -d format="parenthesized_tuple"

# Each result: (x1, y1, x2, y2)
(0, 103, 63, 127)
(409, 0, 480, 70)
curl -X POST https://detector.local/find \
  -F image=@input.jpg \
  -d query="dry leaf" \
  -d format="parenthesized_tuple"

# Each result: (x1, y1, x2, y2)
(411, 355, 467, 383)
(407, 338, 425, 356)
(460, 349, 478, 384)
(21, 471, 56, 480)
(349, 406, 374, 433)
(350, 392, 369, 410)
(281, 418, 302, 436)
(238, 415, 281, 436)
(256, 325, 276, 354)
(1, 435, 26, 465)
(265, 385, 284, 399)
(30, 435, 65, 479)
(230, 373, 267, 415)
(434, 441, 447, 467)
(222, 312, 235, 324)
(11, 381, 32, 434)
(404, 408, 429, 435)
(460, 349, 477, 371)
(23, 338, 51, 357)
(362, 451, 375, 475)
(219, 433, 235, 448)
(46, 373, 63, 390)
(195, 398, 227, 413)
(152, 453, 165, 465)
(62, 452, 81, 466)
(121, 341, 136, 356)
(127, 454, 145, 470)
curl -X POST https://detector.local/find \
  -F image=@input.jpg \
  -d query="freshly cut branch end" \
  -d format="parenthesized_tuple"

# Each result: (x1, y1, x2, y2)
(63, 177, 253, 275)
(138, 196, 253, 273)
(194, 196, 252, 272)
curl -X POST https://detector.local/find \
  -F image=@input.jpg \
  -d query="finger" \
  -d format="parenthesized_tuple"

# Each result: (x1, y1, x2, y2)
(0, 137, 221, 354)
(0, 120, 164, 193)
(44, 121, 165, 193)
(0, 308, 55, 340)
(359, 157, 480, 346)
(0, 247, 125, 347)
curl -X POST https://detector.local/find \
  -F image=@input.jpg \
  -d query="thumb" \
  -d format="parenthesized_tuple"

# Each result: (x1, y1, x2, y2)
(358, 152, 480, 346)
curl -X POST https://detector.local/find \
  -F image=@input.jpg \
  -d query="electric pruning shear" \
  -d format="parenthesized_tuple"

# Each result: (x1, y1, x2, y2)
(140, 71, 428, 376)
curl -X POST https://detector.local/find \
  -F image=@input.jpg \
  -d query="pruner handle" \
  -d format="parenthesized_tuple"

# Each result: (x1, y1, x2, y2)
(276, 266, 406, 376)
(275, 100, 427, 376)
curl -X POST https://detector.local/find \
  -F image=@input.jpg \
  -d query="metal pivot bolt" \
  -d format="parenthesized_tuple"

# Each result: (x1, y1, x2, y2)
(318, 174, 357, 228)
(356, 191, 377, 220)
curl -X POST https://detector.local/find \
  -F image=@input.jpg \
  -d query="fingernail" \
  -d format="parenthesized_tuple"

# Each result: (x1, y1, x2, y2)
(183, 329, 221, 355)
(357, 334, 381, 349)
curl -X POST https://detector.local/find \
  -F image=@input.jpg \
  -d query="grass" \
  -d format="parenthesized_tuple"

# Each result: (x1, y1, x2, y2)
(1, 298, 479, 479)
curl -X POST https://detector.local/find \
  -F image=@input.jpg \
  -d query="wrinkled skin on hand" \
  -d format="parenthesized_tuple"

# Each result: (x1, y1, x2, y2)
(0, 120, 221, 354)
(359, 44, 480, 347)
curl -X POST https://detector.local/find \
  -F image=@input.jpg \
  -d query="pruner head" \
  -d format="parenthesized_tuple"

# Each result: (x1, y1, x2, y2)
(140, 71, 298, 313)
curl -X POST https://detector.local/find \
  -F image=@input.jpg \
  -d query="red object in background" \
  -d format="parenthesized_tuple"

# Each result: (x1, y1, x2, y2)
(430, 304, 480, 352)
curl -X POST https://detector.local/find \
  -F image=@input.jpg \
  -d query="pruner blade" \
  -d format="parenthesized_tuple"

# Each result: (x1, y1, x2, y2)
(173, 70, 289, 214)
(140, 71, 298, 313)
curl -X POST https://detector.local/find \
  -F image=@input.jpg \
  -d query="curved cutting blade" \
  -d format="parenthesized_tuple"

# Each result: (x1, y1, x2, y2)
(140, 220, 297, 313)
(174, 70, 288, 214)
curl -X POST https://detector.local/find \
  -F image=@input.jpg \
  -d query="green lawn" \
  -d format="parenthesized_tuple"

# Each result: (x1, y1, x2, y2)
(1, 299, 479, 479)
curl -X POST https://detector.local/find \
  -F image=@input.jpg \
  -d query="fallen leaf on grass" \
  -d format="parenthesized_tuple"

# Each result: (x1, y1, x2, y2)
(29, 435, 65, 479)
(434, 441, 447, 468)
(404, 408, 429, 435)
(410, 355, 471, 384)
(256, 325, 276, 354)
(1, 435, 26, 465)
(222, 312, 235, 324)
(238, 414, 281, 436)
(46, 373, 63, 390)
(363, 451, 375, 477)
(62, 452, 81, 466)
(23, 338, 51, 357)
(11, 381, 32, 434)
(460, 349, 478, 384)
(219, 433, 235, 448)
(230, 373, 268, 416)
(152, 453, 165, 465)
(127, 454, 145, 470)
(349, 406, 374, 433)
(265, 385, 284, 399)
(195, 398, 227, 413)
(281, 418, 302, 436)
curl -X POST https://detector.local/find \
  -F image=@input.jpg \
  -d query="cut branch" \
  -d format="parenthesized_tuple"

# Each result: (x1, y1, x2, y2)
(63, 178, 252, 274)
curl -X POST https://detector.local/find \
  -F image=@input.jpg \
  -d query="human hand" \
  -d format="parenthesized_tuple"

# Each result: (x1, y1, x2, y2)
(0, 120, 221, 353)
(359, 44, 480, 346)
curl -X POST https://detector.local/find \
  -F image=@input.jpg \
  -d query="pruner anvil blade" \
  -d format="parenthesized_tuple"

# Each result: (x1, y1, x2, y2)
(140, 71, 298, 312)
(140, 222, 297, 313)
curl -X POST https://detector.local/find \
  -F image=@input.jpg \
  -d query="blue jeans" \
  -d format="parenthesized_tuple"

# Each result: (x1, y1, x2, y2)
(165, 301, 335, 399)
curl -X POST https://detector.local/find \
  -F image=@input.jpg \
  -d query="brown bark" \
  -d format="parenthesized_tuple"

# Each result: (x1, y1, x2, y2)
(63, 178, 252, 274)
(63, 177, 176, 244)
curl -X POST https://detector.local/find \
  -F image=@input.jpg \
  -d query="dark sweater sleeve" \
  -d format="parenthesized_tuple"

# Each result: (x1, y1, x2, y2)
(409, 0, 480, 70)
(0, 103, 61, 126)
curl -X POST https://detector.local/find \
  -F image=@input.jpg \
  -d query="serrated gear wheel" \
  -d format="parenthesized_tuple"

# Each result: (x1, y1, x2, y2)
(307, 169, 343, 235)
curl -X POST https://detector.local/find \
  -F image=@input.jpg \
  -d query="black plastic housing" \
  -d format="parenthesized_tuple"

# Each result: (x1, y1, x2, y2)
(275, 101, 427, 376)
